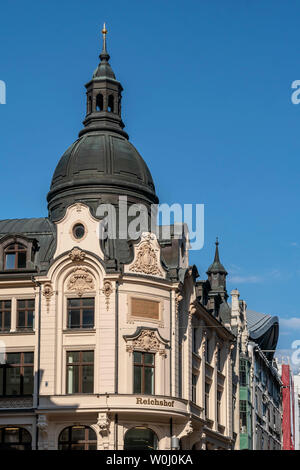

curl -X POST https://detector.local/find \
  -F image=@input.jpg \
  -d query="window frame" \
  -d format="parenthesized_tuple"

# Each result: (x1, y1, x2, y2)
(0, 300, 11, 332)
(66, 350, 94, 394)
(0, 427, 32, 450)
(4, 243, 27, 270)
(67, 297, 95, 329)
(0, 352, 34, 397)
(0, 235, 36, 271)
(58, 426, 97, 451)
(16, 299, 35, 331)
(133, 351, 155, 395)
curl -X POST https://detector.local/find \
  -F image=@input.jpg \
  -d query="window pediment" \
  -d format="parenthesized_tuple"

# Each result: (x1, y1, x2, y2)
(123, 327, 169, 356)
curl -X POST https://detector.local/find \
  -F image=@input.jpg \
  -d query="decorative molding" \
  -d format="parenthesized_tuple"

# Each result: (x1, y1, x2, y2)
(129, 233, 164, 277)
(97, 412, 110, 435)
(43, 283, 53, 312)
(69, 247, 86, 262)
(102, 280, 113, 311)
(188, 300, 198, 323)
(37, 415, 48, 434)
(67, 267, 95, 296)
(124, 328, 168, 357)
(175, 285, 183, 318)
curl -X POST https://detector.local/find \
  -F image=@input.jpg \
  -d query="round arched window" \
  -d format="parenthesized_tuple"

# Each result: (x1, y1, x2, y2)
(58, 426, 97, 450)
(0, 427, 31, 450)
(73, 224, 85, 240)
(124, 427, 158, 450)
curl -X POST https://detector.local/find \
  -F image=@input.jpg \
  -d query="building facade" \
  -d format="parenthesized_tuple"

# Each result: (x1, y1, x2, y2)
(0, 30, 237, 450)
(229, 290, 282, 450)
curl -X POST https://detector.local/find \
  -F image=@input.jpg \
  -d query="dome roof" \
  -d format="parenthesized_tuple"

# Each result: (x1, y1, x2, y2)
(47, 131, 158, 221)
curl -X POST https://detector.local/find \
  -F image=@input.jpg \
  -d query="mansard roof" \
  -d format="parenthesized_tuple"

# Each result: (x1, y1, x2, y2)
(246, 308, 279, 360)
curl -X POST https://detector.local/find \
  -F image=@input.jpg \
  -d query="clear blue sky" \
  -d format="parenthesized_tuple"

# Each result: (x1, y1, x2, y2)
(0, 0, 300, 362)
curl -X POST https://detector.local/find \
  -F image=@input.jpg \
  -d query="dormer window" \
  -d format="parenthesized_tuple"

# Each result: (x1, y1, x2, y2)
(0, 235, 37, 271)
(4, 243, 27, 269)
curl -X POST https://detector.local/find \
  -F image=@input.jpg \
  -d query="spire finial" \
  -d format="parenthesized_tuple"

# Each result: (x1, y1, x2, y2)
(102, 22, 108, 52)
(214, 237, 220, 263)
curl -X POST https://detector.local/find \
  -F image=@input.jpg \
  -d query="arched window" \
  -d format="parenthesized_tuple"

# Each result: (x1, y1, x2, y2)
(58, 426, 97, 450)
(0, 427, 31, 450)
(108, 95, 114, 113)
(4, 243, 27, 269)
(124, 427, 158, 450)
(96, 93, 103, 112)
(88, 96, 92, 114)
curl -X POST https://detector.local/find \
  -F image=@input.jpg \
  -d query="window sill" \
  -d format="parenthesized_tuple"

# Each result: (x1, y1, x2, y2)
(0, 330, 35, 335)
(63, 328, 96, 334)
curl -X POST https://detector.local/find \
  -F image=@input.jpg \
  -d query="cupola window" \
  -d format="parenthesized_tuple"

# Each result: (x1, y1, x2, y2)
(4, 243, 27, 269)
(96, 93, 103, 111)
(108, 94, 114, 113)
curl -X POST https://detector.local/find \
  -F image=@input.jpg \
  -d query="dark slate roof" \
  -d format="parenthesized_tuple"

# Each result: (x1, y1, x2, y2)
(0, 218, 56, 274)
(246, 308, 279, 360)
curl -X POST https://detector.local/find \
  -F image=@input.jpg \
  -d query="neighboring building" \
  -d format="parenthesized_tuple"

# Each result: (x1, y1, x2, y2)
(229, 290, 282, 450)
(293, 373, 300, 450)
(0, 29, 236, 450)
(279, 363, 295, 450)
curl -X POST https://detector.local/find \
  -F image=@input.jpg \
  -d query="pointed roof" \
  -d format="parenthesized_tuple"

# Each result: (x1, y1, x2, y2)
(207, 238, 228, 275)
(93, 23, 116, 80)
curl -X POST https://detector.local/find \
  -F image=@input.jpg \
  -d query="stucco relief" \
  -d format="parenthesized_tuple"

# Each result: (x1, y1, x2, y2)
(125, 329, 167, 356)
(66, 267, 95, 296)
(128, 233, 164, 277)
(102, 280, 113, 311)
(43, 282, 54, 312)
(69, 247, 86, 262)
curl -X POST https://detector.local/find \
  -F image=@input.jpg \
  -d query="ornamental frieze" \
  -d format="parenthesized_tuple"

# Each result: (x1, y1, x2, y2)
(67, 267, 95, 296)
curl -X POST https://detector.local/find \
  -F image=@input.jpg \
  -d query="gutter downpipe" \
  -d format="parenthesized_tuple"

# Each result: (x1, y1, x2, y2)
(170, 289, 172, 396)
(32, 277, 42, 450)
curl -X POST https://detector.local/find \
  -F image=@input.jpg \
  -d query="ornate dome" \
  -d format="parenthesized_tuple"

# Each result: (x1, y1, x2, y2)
(47, 132, 157, 221)
(47, 28, 158, 222)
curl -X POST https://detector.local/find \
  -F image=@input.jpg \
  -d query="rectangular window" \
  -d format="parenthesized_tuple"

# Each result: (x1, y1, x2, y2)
(66, 351, 94, 394)
(16, 299, 35, 331)
(0, 300, 11, 332)
(240, 399, 248, 433)
(192, 328, 197, 354)
(240, 359, 248, 386)
(0, 352, 34, 396)
(217, 348, 221, 372)
(205, 338, 210, 363)
(192, 374, 198, 403)
(217, 390, 222, 423)
(133, 351, 154, 394)
(67, 298, 94, 329)
(205, 382, 210, 418)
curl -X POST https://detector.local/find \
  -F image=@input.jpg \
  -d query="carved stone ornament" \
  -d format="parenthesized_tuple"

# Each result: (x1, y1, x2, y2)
(69, 247, 86, 262)
(126, 329, 166, 356)
(37, 415, 48, 434)
(67, 267, 95, 296)
(43, 283, 53, 312)
(97, 412, 110, 436)
(102, 280, 113, 311)
(175, 285, 183, 317)
(129, 233, 163, 277)
(188, 300, 198, 323)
